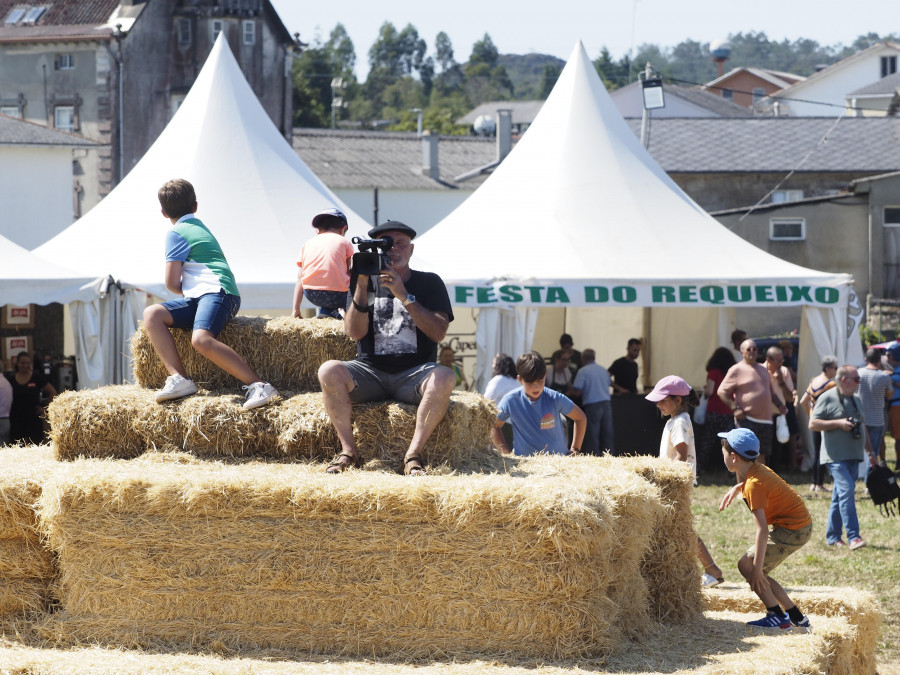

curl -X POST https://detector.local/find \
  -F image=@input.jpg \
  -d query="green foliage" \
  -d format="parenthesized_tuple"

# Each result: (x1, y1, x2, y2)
(859, 324, 887, 348)
(293, 26, 899, 131)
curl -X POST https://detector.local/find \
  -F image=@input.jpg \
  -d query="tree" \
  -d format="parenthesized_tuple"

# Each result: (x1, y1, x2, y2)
(537, 63, 561, 98)
(435, 31, 455, 72)
(469, 33, 499, 69)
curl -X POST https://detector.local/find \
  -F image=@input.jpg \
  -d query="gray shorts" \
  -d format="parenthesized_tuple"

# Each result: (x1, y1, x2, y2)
(343, 360, 442, 405)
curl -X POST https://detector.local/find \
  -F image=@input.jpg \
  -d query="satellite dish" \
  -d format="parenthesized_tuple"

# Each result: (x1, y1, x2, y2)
(473, 114, 496, 136)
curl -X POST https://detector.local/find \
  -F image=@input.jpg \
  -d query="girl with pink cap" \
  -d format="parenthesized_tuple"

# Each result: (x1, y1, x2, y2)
(647, 374, 725, 588)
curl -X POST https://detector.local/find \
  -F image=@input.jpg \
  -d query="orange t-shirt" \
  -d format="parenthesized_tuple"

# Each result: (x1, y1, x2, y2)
(296, 232, 353, 291)
(742, 462, 812, 531)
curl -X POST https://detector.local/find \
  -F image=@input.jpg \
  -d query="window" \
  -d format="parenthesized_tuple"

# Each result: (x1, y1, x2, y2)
(22, 6, 46, 24)
(211, 19, 224, 42)
(721, 88, 733, 100)
(56, 53, 75, 70)
(884, 207, 900, 227)
(882, 55, 898, 78)
(752, 87, 765, 103)
(177, 18, 191, 46)
(242, 20, 255, 45)
(769, 217, 806, 241)
(4, 7, 25, 24)
(0, 105, 21, 117)
(54, 106, 75, 132)
(771, 189, 804, 204)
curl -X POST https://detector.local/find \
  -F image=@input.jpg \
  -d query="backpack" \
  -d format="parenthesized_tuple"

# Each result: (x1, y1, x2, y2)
(865, 464, 900, 517)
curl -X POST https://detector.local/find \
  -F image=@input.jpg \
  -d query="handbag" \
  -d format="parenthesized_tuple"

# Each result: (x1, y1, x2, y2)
(775, 414, 790, 444)
(693, 393, 708, 425)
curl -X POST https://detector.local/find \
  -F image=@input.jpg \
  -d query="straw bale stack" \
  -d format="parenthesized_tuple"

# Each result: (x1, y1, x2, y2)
(131, 316, 357, 391)
(33, 453, 663, 659)
(48, 387, 496, 466)
(511, 455, 702, 623)
(0, 447, 59, 617)
(705, 584, 881, 674)
(0, 605, 869, 673)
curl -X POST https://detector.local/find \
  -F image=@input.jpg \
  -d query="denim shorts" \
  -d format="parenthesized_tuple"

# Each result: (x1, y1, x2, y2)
(343, 360, 441, 405)
(162, 290, 240, 337)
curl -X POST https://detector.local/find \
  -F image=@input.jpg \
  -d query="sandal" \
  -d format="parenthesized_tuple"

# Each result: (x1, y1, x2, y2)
(326, 452, 363, 474)
(403, 454, 426, 476)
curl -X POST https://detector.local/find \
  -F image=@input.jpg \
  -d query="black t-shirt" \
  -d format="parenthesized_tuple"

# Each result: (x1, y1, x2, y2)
(608, 357, 638, 394)
(354, 269, 453, 373)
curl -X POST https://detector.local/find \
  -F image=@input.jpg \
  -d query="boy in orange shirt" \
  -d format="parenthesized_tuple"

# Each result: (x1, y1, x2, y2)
(718, 428, 813, 631)
(292, 208, 354, 319)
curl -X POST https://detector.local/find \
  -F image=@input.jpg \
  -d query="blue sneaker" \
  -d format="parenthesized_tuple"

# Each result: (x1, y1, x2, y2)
(747, 612, 792, 630)
(791, 615, 812, 633)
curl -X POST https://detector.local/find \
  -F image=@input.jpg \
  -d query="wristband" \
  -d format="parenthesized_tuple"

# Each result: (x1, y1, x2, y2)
(352, 299, 370, 312)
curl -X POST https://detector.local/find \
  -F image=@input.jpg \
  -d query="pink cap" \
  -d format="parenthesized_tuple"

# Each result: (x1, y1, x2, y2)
(645, 375, 691, 402)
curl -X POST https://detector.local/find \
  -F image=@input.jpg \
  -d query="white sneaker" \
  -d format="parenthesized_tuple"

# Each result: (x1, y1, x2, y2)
(702, 573, 724, 588)
(242, 381, 277, 410)
(155, 374, 198, 402)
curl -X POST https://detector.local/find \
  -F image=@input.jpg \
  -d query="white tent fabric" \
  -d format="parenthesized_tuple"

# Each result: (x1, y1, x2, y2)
(413, 41, 861, 390)
(34, 35, 371, 387)
(0, 233, 102, 306)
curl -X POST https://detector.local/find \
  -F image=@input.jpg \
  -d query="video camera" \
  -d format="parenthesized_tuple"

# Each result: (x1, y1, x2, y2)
(351, 235, 394, 276)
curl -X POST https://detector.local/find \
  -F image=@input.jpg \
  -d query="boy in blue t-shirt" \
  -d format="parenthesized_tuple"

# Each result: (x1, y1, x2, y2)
(490, 350, 586, 456)
(143, 179, 277, 410)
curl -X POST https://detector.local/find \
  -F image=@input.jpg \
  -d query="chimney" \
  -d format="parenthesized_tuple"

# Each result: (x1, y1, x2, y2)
(421, 130, 439, 180)
(496, 109, 512, 161)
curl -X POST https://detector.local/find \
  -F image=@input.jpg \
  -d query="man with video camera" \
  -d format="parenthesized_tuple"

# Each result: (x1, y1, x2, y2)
(318, 220, 455, 476)
(809, 364, 876, 551)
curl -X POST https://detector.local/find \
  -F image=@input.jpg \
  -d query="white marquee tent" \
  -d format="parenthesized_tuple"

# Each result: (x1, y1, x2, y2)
(413, 41, 863, 392)
(0, 234, 102, 307)
(35, 35, 371, 387)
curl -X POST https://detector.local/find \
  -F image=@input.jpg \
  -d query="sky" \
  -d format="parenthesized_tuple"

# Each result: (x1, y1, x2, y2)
(269, 0, 890, 80)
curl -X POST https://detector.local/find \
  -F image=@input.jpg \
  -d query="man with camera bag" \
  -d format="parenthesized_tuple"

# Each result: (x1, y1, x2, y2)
(809, 364, 876, 550)
(318, 220, 455, 476)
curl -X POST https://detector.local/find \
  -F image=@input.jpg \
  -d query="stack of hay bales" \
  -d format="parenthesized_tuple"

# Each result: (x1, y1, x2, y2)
(48, 317, 497, 466)
(0, 447, 58, 622)
(34, 453, 667, 659)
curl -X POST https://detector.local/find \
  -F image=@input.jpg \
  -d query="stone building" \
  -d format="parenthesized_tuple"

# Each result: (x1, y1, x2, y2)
(0, 0, 295, 217)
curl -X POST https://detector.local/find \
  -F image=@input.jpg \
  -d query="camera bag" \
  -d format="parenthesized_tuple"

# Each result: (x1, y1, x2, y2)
(865, 464, 900, 517)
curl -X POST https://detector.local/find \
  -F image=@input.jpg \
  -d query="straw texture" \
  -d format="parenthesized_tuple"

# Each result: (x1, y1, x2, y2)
(705, 584, 881, 675)
(0, 447, 58, 618)
(131, 315, 357, 391)
(32, 453, 664, 659)
(47, 387, 496, 465)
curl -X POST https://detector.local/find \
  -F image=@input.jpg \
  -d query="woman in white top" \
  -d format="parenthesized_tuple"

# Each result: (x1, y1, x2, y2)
(483, 353, 519, 403)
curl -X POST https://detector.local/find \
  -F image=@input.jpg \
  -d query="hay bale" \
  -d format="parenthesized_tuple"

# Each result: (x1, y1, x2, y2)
(131, 315, 357, 391)
(704, 584, 881, 674)
(0, 447, 59, 619)
(48, 387, 496, 467)
(33, 454, 663, 659)
(0, 605, 867, 673)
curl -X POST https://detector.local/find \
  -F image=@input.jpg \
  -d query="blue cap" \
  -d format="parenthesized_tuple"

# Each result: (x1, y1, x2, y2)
(717, 428, 760, 459)
(888, 344, 900, 360)
(312, 207, 347, 228)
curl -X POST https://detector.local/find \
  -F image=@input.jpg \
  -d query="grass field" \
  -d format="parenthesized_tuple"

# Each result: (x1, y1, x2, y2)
(692, 440, 900, 670)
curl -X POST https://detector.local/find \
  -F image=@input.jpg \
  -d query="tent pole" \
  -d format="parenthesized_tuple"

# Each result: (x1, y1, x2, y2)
(641, 307, 652, 394)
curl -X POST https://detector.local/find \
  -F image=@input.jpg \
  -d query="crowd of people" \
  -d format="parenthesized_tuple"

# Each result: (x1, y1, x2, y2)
(7, 182, 893, 634)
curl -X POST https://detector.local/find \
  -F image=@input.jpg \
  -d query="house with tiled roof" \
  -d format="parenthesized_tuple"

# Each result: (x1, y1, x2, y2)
(0, 113, 101, 248)
(0, 0, 295, 214)
(701, 67, 805, 109)
(846, 70, 900, 117)
(293, 128, 512, 234)
(758, 42, 900, 116)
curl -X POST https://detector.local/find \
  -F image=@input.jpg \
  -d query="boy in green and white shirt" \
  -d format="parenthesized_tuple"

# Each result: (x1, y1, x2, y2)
(143, 179, 277, 410)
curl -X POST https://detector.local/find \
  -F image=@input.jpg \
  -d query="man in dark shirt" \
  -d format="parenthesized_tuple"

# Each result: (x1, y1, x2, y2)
(609, 338, 642, 395)
(318, 221, 455, 476)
